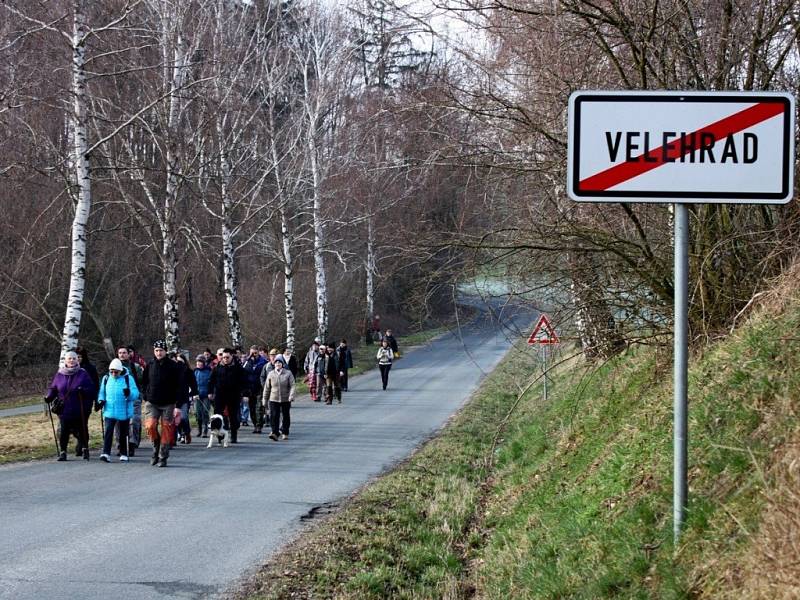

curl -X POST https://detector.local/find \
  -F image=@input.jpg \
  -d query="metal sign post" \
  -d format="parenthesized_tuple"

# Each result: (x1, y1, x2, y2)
(567, 90, 795, 544)
(541, 344, 548, 404)
(528, 314, 558, 406)
(673, 203, 689, 541)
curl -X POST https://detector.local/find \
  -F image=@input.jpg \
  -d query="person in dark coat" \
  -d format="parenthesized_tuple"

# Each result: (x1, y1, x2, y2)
(323, 344, 341, 404)
(243, 345, 267, 434)
(209, 348, 247, 443)
(382, 330, 399, 355)
(174, 354, 198, 444)
(75, 346, 99, 456)
(45, 350, 96, 461)
(141, 340, 182, 467)
(336, 340, 353, 392)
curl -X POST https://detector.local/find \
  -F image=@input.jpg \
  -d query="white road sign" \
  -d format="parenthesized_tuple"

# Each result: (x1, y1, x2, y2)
(567, 91, 795, 204)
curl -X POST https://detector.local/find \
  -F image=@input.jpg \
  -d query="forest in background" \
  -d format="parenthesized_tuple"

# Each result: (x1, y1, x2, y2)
(1, 0, 799, 378)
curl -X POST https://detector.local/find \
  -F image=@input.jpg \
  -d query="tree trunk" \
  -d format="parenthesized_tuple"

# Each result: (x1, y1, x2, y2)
(161, 27, 187, 353)
(281, 206, 295, 353)
(219, 135, 242, 350)
(569, 250, 625, 361)
(310, 137, 328, 343)
(366, 214, 375, 320)
(60, 0, 91, 361)
(162, 233, 181, 351)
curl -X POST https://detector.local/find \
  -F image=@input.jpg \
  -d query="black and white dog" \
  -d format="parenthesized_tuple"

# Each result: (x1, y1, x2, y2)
(207, 414, 230, 448)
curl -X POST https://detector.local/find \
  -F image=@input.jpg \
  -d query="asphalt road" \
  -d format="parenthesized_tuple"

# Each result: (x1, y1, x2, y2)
(0, 300, 532, 600)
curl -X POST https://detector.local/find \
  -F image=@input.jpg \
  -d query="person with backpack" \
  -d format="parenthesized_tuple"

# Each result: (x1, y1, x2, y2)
(44, 350, 95, 461)
(96, 358, 139, 462)
(376, 339, 394, 390)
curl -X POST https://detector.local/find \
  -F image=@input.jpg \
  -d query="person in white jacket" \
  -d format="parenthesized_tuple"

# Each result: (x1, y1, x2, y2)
(261, 357, 295, 441)
(376, 339, 394, 390)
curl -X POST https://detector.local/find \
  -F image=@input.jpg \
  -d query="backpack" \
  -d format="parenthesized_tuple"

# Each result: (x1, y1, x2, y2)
(102, 373, 130, 398)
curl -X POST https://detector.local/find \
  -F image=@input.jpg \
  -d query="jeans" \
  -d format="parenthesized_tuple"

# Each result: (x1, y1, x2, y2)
(195, 395, 211, 433)
(379, 364, 392, 389)
(268, 401, 291, 436)
(104, 418, 129, 456)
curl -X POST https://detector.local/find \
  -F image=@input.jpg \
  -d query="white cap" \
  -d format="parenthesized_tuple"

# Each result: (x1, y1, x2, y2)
(109, 358, 124, 372)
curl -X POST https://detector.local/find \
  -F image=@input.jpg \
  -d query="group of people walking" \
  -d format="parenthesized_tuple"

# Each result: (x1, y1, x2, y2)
(44, 330, 400, 467)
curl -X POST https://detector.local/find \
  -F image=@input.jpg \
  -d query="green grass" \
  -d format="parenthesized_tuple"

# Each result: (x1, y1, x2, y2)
(238, 290, 800, 599)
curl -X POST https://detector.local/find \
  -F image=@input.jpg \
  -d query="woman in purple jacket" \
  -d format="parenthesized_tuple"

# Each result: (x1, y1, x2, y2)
(45, 350, 96, 461)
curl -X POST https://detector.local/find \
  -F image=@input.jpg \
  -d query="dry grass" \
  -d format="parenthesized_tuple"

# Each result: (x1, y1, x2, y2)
(723, 432, 800, 600)
(0, 410, 104, 463)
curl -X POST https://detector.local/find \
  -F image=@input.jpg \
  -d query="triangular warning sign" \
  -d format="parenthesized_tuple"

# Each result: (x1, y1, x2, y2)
(527, 314, 559, 345)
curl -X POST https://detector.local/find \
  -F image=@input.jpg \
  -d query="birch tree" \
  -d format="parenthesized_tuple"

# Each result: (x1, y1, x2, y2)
(290, 4, 355, 343)
(2, 0, 139, 362)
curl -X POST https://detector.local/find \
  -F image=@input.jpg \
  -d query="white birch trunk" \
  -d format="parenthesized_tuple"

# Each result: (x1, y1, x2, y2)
(60, 0, 91, 361)
(310, 136, 328, 343)
(366, 214, 375, 320)
(281, 207, 295, 353)
(161, 29, 187, 353)
(219, 132, 242, 350)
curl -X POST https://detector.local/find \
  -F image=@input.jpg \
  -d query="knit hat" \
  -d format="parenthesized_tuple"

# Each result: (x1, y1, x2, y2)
(195, 354, 206, 363)
(153, 340, 167, 350)
(108, 358, 124, 372)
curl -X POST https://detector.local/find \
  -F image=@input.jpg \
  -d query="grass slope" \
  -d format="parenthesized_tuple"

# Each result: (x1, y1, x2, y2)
(237, 288, 800, 599)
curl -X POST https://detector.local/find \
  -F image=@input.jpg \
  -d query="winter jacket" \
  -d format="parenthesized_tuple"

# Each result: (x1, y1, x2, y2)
(209, 362, 246, 403)
(303, 346, 319, 374)
(81, 361, 100, 400)
(376, 347, 394, 365)
(337, 347, 353, 370)
(98, 367, 139, 421)
(383, 335, 398, 354)
(324, 353, 339, 380)
(284, 354, 299, 378)
(243, 354, 267, 393)
(194, 366, 212, 397)
(176, 362, 198, 408)
(313, 353, 326, 376)
(47, 368, 95, 422)
(142, 357, 182, 407)
(261, 369, 295, 404)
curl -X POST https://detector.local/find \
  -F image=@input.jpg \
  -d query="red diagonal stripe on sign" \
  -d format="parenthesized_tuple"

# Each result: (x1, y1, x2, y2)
(579, 101, 785, 192)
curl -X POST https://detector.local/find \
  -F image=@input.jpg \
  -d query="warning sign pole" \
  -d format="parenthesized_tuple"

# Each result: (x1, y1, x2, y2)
(673, 204, 689, 543)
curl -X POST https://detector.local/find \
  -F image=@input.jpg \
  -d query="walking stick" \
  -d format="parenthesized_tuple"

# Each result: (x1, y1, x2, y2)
(45, 399, 59, 457)
(77, 390, 89, 457)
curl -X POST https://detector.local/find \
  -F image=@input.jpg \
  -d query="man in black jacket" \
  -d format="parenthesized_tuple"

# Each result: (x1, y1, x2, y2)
(209, 348, 247, 443)
(142, 340, 182, 467)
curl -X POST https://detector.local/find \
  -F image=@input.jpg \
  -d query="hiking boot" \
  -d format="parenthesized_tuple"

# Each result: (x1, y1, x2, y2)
(57, 452, 67, 462)
(186, 432, 191, 444)
(279, 434, 288, 441)
(268, 433, 278, 441)
(231, 430, 238, 444)
(252, 428, 260, 434)
(74, 445, 82, 457)
(129, 445, 136, 457)
(158, 458, 167, 468)
(82, 448, 90, 461)
(150, 455, 159, 466)
(100, 454, 111, 463)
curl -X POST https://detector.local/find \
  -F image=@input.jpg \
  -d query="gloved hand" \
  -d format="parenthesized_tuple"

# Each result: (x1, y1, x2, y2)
(44, 395, 52, 404)
(94, 400, 105, 412)
(123, 388, 130, 398)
